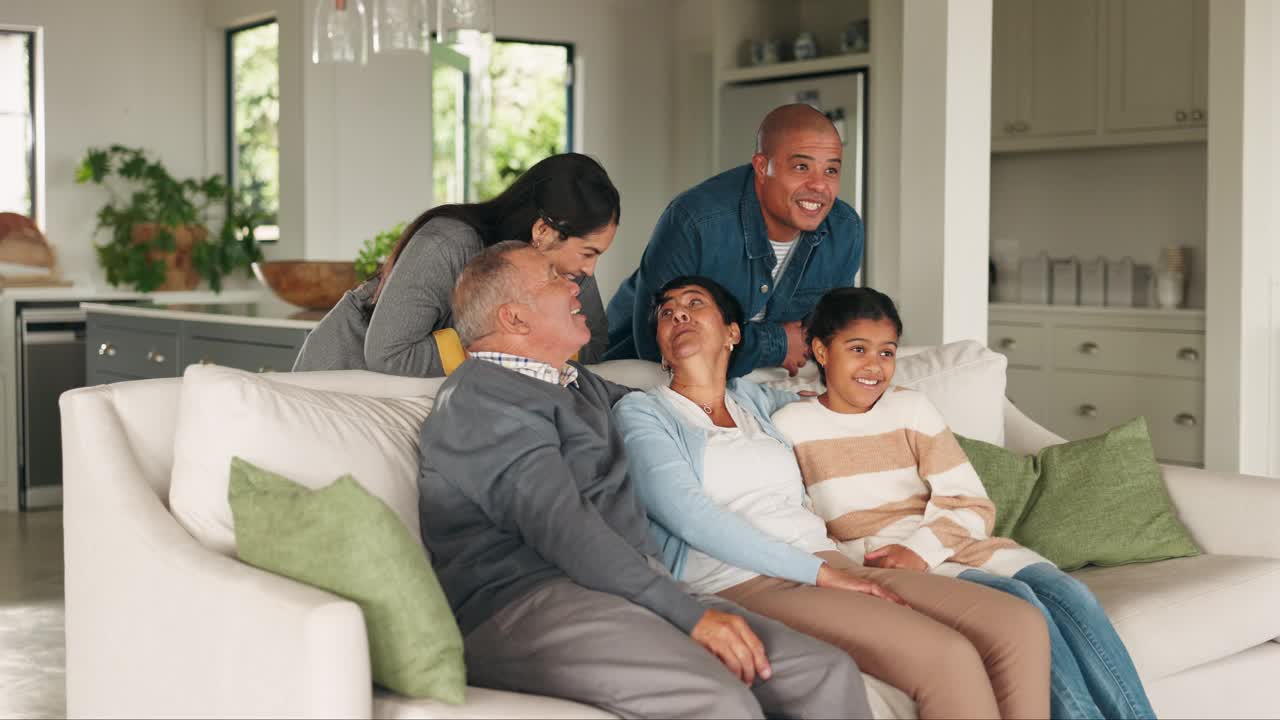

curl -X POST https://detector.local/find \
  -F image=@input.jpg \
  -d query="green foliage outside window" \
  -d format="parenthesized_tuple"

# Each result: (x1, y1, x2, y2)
(475, 42, 569, 201)
(232, 22, 279, 228)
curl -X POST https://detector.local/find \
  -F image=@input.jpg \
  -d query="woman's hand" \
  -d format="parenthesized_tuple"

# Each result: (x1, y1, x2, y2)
(816, 564, 909, 606)
(689, 608, 773, 685)
(863, 544, 928, 572)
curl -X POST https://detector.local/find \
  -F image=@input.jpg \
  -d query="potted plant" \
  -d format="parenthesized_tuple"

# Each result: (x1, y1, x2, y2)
(75, 145, 266, 292)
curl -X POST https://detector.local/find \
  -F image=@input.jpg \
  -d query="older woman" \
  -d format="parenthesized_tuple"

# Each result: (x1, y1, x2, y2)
(613, 275, 1051, 720)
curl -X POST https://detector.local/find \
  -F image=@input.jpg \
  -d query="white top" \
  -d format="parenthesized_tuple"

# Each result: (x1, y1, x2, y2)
(750, 238, 797, 322)
(658, 386, 836, 594)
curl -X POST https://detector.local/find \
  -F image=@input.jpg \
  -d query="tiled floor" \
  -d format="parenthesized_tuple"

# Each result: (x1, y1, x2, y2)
(0, 510, 65, 720)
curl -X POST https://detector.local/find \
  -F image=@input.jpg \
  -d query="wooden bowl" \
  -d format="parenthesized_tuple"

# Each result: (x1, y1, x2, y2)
(252, 260, 361, 310)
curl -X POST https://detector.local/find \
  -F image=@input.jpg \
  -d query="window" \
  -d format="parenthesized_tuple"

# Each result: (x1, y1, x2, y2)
(0, 28, 38, 221)
(477, 39, 573, 200)
(432, 38, 574, 203)
(227, 20, 279, 242)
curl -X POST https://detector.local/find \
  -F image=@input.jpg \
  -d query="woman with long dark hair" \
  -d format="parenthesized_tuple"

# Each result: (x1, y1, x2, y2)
(294, 152, 621, 376)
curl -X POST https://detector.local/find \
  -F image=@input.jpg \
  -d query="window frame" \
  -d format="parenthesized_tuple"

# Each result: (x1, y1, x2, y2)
(0, 25, 42, 225)
(224, 17, 279, 240)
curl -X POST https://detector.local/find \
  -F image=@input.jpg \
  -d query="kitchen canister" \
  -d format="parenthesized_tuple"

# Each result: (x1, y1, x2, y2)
(1051, 257, 1080, 305)
(1019, 252, 1051, 304)
(1079, 257, 1106, 306)
(1106, 256, 1135, 307)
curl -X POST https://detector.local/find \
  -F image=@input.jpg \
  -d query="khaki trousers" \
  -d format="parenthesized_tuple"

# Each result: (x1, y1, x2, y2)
(717, 551, 1051, 720)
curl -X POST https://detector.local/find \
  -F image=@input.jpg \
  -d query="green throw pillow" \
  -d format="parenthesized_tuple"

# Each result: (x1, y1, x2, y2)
(955, 417, 1200, 571)
(228, 457, 465, 703)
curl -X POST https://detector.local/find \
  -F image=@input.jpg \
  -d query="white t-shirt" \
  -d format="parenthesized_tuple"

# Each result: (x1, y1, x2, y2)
(658, 386, 836, 594)
(750, 238, 798, 322)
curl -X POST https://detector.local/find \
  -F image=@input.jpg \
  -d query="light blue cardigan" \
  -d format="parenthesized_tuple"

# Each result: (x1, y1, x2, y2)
(613, 378, 825, 586)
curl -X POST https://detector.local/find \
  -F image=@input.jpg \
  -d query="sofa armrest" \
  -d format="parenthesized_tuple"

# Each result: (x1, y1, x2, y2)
(1162, 463, 1280, 559)
(61, 386, 373, 719)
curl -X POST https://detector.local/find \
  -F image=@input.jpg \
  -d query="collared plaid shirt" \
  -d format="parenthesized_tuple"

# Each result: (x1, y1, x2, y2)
(470, 351, 579, 388)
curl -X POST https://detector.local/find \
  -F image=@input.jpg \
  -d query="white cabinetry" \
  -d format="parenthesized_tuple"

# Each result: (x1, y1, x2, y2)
(991, 0, 1098, 142)
(990, 304, 1204, 466)
(991, 0, 1208, 152)
(1104, 0, 1208, 132)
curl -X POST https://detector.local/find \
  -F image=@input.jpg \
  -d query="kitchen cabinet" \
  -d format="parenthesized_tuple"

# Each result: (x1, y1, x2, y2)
(84, 303, 313, 385)
(990, 304, 1204, 466)
(1104, 0, 1208, 133)
(992, 0, 1208, 152)
(992, 0, 1098, 142)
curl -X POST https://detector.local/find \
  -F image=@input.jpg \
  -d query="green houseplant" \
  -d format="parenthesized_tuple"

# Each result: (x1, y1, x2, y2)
(355, 221, 407, 281)
(75, 145, 266, 292)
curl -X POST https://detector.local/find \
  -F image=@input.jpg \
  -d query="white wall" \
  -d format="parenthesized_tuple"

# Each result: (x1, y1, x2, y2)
(1, 0, 211, 286)
(991, 143, 1208, 308)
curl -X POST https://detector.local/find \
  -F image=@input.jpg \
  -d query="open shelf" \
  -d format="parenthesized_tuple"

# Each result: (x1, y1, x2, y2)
(719, 53, 870, 85)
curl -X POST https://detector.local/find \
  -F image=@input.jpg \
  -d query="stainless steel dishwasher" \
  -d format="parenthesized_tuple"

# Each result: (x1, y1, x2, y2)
(18, 306, 86, 510)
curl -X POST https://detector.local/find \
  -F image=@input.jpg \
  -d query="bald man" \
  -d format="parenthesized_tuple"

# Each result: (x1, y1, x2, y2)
(604, 103, 863, 377)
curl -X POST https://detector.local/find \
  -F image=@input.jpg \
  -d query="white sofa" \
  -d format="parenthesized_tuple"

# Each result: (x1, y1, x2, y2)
(61, 345, 1280, 719)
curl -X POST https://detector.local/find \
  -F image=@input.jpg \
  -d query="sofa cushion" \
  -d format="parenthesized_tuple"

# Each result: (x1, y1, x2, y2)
(371, 674, 917, 719)
(170, 365, 439, 556)
(229, 457, 465, 703)
(1073, 554, 1280, 680)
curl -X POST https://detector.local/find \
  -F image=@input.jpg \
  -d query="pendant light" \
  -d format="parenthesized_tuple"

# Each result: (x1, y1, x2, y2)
(312, 0, 369, 65)
(435, 0, 494, 44)
(372, 0, 431, 55)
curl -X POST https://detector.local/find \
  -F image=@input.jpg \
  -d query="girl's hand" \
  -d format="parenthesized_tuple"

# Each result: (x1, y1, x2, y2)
(815, 565, 909, 606)
(864, 544, 928, 572)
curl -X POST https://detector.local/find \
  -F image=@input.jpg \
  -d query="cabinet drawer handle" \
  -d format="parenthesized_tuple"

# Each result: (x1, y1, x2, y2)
(998, 337, 1017, 351)
(1191, 108, 1205, 121)
(1175, 413, 1198, 427)
(1175, 109, 1188, 122)
(1079, 341, 1099, 355)
(97, 343, 117, 357)
(199, 357, 213, 365)
(1177, 347, 1199, 362)
(257, 366, 274, 374)
(147, 350, 166, 364)
(1003, 122, 1016, 134)
(1015, 121, 1030, 132)
(1078, 404, 1098, 418)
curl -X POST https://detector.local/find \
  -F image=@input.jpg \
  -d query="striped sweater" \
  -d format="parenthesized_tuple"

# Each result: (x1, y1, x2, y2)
(772, 388, 1049, 577)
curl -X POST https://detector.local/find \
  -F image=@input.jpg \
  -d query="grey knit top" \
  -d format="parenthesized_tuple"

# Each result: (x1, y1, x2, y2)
(292, 216, 608, 376)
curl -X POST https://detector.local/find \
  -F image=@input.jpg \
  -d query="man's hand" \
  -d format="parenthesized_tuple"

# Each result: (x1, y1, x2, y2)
(782, 320, 808, 376)
(689, 609, 772, 685)
(863, 544, 929, 572)
(815, 564, 909, 606)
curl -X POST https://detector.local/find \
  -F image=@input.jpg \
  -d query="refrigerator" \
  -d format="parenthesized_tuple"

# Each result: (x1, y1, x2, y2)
(717, 69, 867, 244)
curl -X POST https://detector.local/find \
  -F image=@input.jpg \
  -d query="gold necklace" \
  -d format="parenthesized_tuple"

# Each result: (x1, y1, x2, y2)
(671, 381, 721, 416)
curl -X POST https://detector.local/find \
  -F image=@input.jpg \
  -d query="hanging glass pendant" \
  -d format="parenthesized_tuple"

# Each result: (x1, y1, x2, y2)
(372, 0, 431, 55)
(435, 0, 494, 44)
(312, 0, 369, 65)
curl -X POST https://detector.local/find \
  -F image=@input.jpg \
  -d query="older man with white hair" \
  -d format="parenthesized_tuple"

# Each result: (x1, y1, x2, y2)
(416, 240, 872, 719)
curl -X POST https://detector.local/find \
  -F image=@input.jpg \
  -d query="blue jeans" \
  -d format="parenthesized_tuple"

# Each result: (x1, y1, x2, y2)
(960, 563, 1155, 720)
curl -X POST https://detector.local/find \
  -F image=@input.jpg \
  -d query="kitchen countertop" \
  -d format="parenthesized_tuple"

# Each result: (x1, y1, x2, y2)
(81, 292, 325, 330)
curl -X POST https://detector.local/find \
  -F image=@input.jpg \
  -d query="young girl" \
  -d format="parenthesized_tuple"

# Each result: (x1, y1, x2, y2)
(771, 287, 1156, 720)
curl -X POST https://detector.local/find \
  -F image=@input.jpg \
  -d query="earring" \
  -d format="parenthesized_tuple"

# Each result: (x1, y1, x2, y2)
(661, 359, 671, 374)
(727, 342, 735, 353)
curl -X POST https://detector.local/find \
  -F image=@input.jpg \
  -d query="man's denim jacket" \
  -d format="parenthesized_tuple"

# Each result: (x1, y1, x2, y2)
(604, 164, 864, 377)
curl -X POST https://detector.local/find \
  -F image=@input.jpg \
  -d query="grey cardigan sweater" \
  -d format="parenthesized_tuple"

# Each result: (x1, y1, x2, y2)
(292, 216, 609, 375)
(418, 359, 709, 636)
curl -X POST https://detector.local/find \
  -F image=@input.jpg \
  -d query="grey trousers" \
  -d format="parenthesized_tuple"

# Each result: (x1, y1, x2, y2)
(463, 577, 872, 719)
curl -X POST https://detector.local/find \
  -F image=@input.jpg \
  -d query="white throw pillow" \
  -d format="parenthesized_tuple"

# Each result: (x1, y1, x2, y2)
(891, 340, 1007, 445)
(169, 365, 442, 556)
